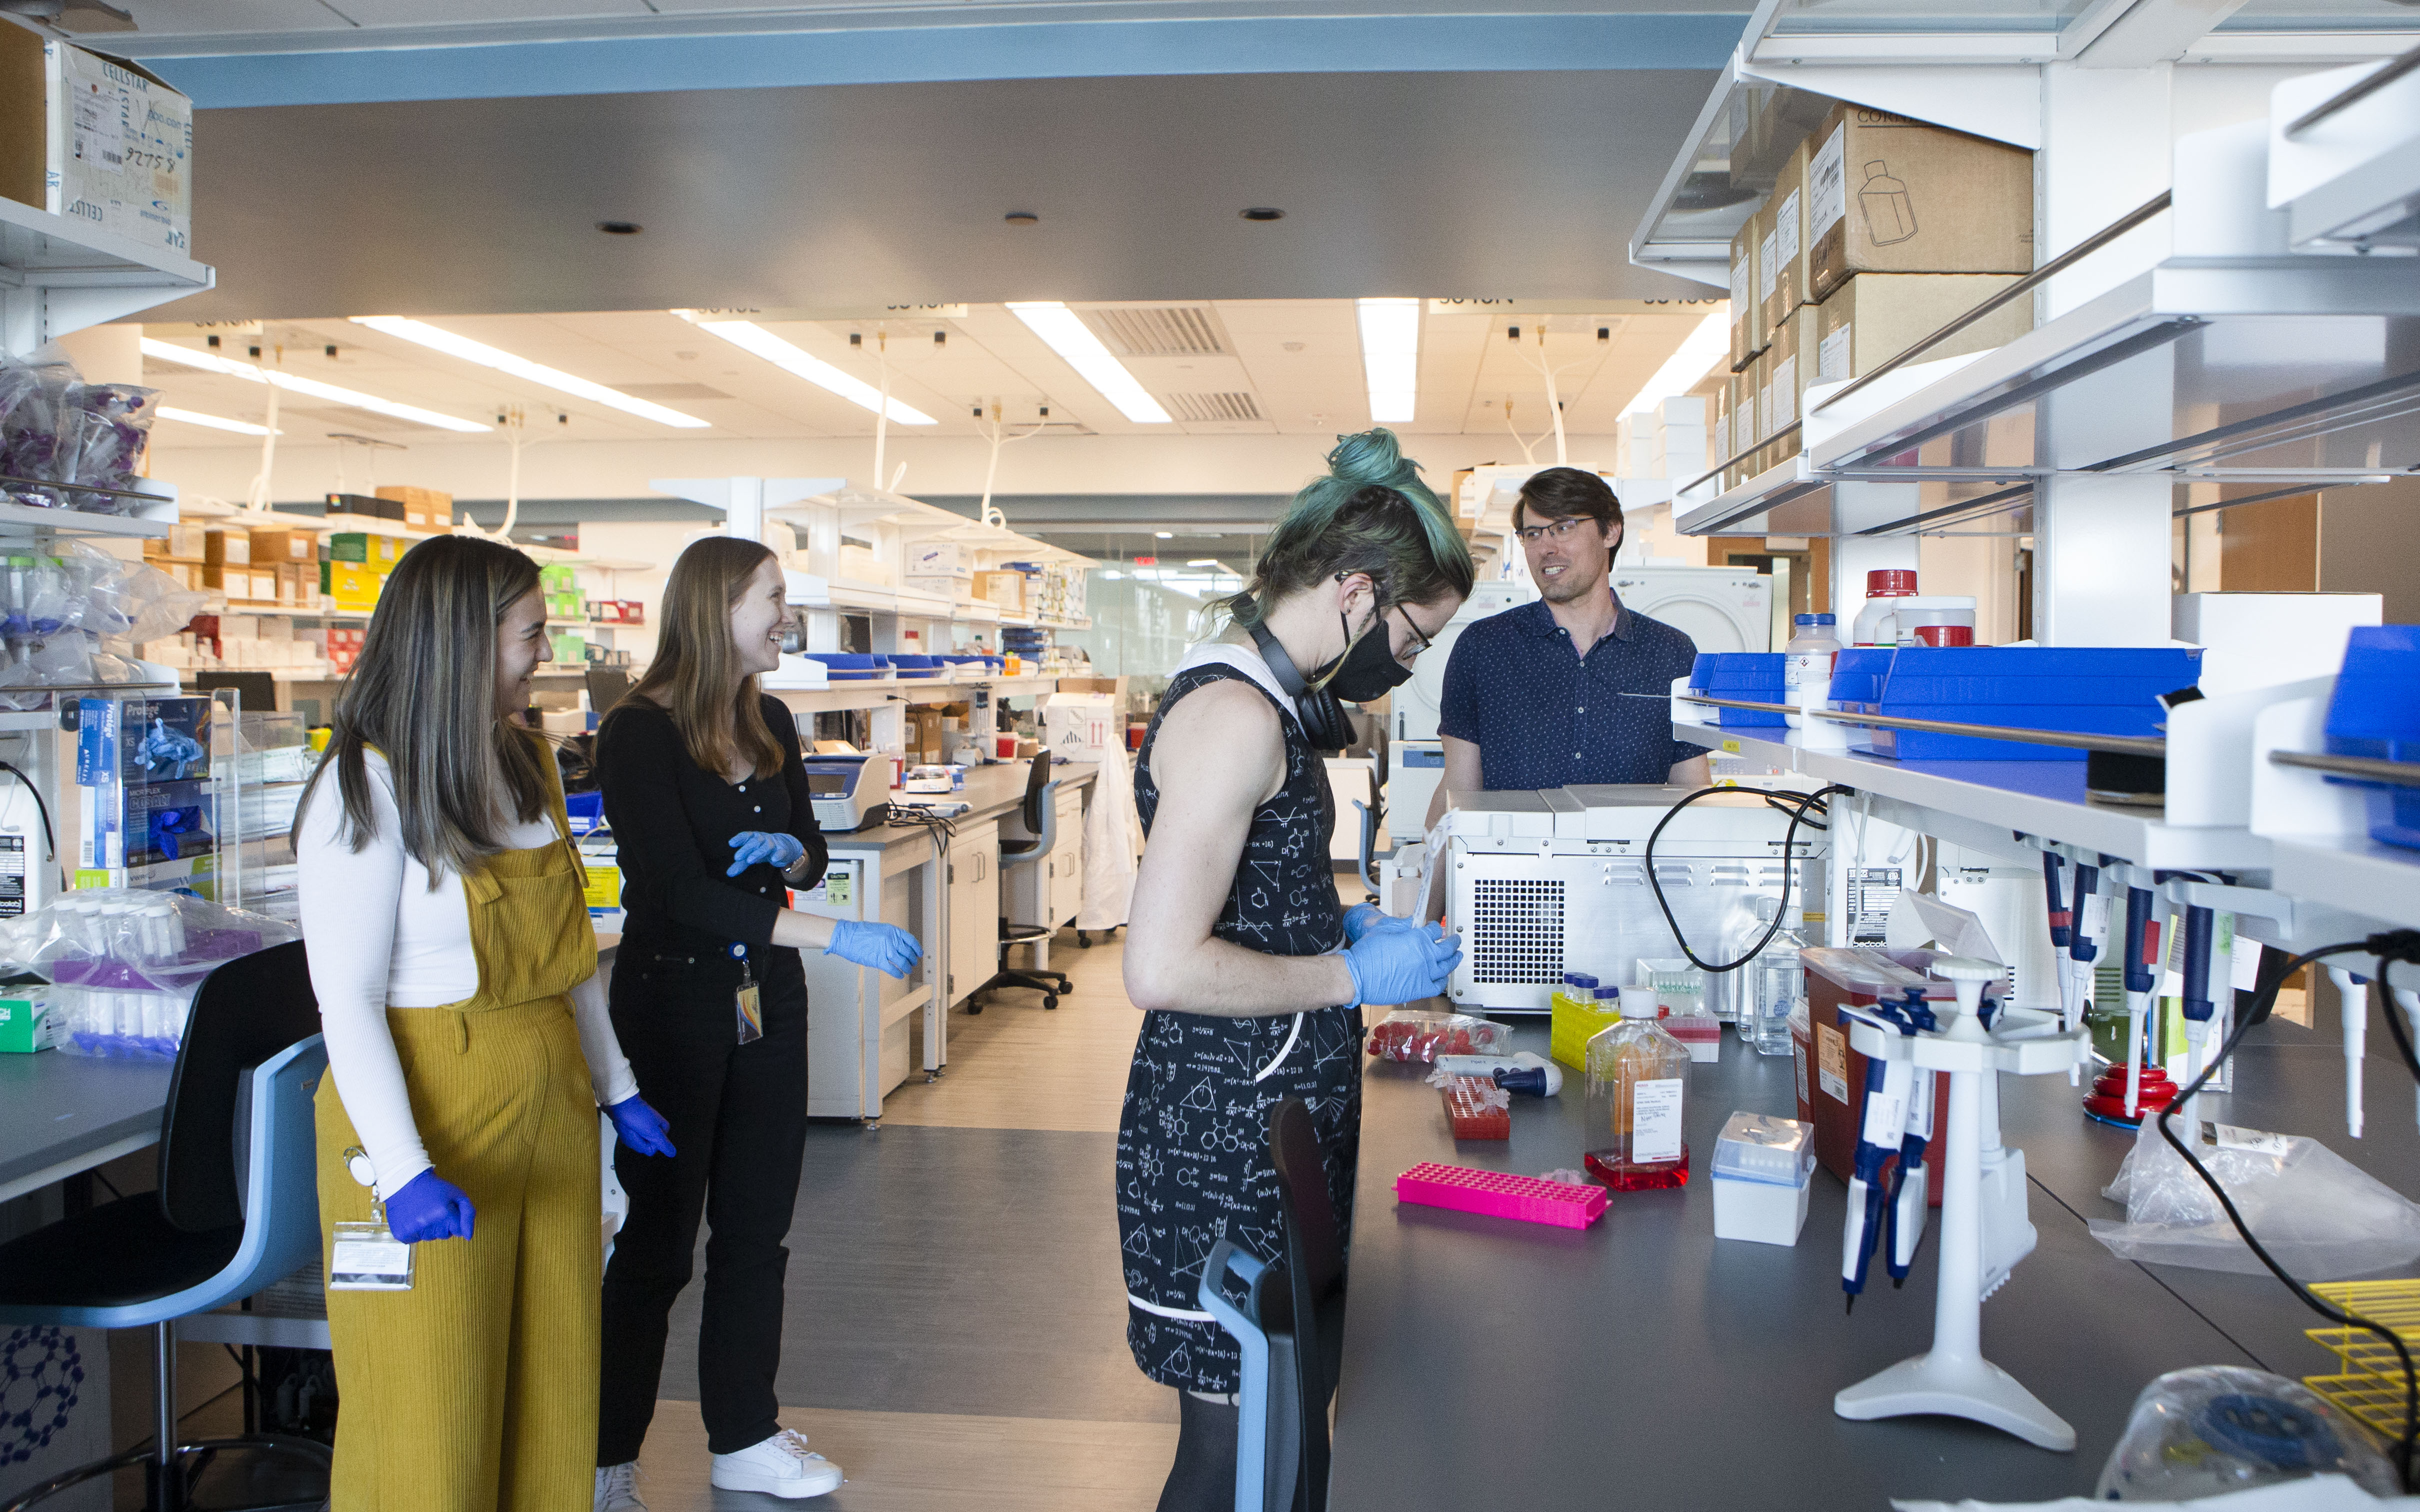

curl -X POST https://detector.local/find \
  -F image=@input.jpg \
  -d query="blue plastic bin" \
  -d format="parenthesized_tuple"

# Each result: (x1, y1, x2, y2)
(2324, 625, 2420, 850)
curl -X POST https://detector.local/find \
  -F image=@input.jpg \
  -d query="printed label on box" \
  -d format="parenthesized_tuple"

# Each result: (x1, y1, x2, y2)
(1818, 324, 1853, 383)
(1632, 1078, 1684, 1163)
(1772, 353, 1798, 430)
(1758, 229, 1780, 303)
(1730, 252, 1751, 325)
(1809, 125, 1848, 241)
(1776, 188, 1802, 267)
(1817, 1022, 1848, 1102)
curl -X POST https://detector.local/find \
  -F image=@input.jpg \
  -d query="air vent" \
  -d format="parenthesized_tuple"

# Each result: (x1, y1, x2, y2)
(1468, 878, 1566, 986)
(1164, 391, 1262, 423)
(1087, 305, 1226, 357)
(614, 382, 730, 401)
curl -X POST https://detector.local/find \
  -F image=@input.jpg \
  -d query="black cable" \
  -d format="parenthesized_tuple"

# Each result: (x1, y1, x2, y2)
(0, 758, 57, 868)
(2154, 930, 2420, 1492)
(1644, 784, 1854, 974)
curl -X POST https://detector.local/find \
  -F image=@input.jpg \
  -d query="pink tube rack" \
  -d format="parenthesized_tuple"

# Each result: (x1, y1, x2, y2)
(1394, 1162, 1608, 1230)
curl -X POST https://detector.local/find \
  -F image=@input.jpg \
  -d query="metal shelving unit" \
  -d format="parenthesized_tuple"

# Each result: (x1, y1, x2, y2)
(0, 197, 215, 358)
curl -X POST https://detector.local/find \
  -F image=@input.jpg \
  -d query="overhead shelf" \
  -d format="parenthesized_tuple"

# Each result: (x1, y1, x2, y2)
(0, 499, 171, 542)
(1675, 258, 2420, 536)
(0, 197, 216, 357)
(1680, 717, 2272, 871)
(2266, 832, 2420, 934)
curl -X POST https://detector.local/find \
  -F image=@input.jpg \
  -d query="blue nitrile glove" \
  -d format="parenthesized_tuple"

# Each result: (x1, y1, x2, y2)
(385, 1169, 476, 1245)
(826, 920, 922, 979)
(1340, 903, 1420, 945)
(727, 831, 807, 877)
(140, 718, 204, 778)
(605, 1095, 676, 1158)
(1342, 921, 1462, 1009)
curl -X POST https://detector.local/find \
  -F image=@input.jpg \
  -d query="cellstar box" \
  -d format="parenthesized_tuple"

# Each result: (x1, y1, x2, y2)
(1806, 102, 2034, 299)
(0, 31, 194, 255)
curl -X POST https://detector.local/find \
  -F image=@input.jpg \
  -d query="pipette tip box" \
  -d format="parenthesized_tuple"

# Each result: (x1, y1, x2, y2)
(1394, 1162, 1607, 1229)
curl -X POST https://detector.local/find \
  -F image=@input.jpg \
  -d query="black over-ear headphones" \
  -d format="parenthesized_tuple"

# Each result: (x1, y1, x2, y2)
(1248, 616, 1357, 752)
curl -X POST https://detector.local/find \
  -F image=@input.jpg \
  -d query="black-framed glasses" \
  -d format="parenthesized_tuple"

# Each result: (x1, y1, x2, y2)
(1512, 516, 1592, 545)
(1392, 604, 1434, 659)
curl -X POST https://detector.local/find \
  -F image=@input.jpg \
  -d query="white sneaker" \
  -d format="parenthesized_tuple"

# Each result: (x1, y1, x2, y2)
(594, 1462, 646, 1512)
(710, 1429, 842, 1499)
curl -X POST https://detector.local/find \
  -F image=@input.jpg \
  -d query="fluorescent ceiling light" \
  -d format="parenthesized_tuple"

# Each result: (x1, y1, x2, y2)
(1004, 302, 1171, 424)
(1355, 298, 1420, 425)
(1154, 531, 1173, 539)
(158, 406, 278, 436)
(672, 312, 935, 425)
(140, 338, 490, 433)
(350, 315, 710, 429)
(1620, 311, 1732, 418)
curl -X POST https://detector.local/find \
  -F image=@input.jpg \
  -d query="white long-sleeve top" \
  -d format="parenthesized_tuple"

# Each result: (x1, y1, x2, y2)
(296, 752, 636, 1194)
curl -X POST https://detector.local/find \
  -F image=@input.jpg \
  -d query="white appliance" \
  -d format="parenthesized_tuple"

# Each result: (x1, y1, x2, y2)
(1384, 578, 1536, 841)
(1438, 786, 1827, 1015)
(1612, 566, 1772, 654)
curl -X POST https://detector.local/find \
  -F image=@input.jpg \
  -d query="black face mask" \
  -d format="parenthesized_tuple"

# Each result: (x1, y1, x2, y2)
(1315, 609, 1412, 704)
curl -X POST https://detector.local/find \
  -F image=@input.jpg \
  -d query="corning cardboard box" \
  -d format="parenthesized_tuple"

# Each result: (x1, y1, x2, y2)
(1806, 102, 2032, 299)
(0, 28, 192, 255)
(1729, 201, 1770, 371)
(375, 486, 452, 531)
(1810, 273, 2031, 390)
(1762, 138, 1813, 339)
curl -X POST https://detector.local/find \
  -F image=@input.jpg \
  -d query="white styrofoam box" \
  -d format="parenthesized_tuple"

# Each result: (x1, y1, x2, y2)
(43, 40, 194, 255)
(1041, 692, 1118, 755)
(2173, 592, 2382, 696)
(904, 542, 972, 581)
(1712, 1171, 1812, 1245)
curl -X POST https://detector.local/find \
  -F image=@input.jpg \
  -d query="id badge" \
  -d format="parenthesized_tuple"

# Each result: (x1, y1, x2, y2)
(731, 942, 762, 1045)
(330, 1220, 414, 1291)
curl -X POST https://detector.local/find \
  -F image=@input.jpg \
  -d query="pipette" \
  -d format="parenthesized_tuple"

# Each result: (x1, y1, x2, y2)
(2120, 875, 2160, 1121)
(2040, 853, 2079, 1086)
(2325, 966, 2370, 1139)
(1882, 992, 1941, 1289)
(2070, 858, 2106, 1026)
(1843, 990, 1921, 1314)
(2394, 984, 2420, 1130)
(2176, 903, 2217, 1147)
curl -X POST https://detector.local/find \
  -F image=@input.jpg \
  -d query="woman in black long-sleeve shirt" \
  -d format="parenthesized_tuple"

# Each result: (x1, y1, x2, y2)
(592, 536, 918, 1509)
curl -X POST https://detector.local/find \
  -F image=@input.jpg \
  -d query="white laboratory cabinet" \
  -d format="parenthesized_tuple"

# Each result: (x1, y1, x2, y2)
(798, 851, 928, 1119)
(944, 820, 1002, 1008)
(1003, 782, 1084, 934)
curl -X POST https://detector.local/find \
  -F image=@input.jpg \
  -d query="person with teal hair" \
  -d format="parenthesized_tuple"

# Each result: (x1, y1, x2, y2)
(1117, 429, 1472, 1512)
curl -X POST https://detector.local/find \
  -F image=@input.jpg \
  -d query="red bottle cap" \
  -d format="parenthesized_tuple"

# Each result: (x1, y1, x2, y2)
(1866, 569, 1918, 596)
(1911, 624, 1974, 647)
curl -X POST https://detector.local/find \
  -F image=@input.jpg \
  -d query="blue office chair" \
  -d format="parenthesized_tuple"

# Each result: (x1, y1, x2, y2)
(0, 940, 332, 1512)
(970, 757, 1072, 1013)
(1198, 1098, 1350, 1512)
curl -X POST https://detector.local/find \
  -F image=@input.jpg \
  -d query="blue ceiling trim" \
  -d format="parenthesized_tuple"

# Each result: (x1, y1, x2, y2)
(150, 13, 1746, 110)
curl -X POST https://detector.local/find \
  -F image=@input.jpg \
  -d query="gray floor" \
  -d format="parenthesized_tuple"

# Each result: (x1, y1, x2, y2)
(652, 1122, 1176, 1428)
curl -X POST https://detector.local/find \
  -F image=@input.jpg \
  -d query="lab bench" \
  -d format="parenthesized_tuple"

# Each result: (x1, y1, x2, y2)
(1330, 1011, 2390, 1508)
(796, 759, 1099, 1123)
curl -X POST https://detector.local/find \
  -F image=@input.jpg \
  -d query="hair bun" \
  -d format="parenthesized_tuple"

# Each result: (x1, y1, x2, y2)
(1325, 428, 1414, 489)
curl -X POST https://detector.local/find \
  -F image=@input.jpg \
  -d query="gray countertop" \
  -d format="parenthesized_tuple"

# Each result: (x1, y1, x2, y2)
(822, 759, 1102, 853)
(1329, 1021, 2328, 1509)
(0, 1050, 176, 1198)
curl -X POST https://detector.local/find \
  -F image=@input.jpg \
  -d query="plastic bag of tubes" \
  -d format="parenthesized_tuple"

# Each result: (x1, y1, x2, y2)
(1, 888, 299, 1060)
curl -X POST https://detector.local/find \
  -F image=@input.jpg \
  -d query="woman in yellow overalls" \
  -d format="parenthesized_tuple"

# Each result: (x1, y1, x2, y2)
(294, 536, 674, 1511)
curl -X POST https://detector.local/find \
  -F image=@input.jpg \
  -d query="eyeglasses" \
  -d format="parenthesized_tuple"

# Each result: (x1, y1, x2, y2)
(1512, 516, 1596, 545)
(1392, 604, 1434, 660)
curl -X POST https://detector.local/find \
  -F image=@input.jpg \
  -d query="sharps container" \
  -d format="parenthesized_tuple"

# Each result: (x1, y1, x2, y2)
(1710, 1112, 1815, 1245)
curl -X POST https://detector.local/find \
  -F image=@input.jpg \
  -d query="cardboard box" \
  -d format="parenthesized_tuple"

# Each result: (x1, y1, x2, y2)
(374, 485, 452, 530)
(904, 542, 972, 581)
(1042, 693, 1118, 756)
(325, 492, 404, 523)
(142, 522, 204, 562)
(1806, 102, 2034, 300)
(975, 571, 1027, 615)
(1767, 302, 1822, 453)
(248, 527, 314, 564)
(324, 560, 380, 611)
(1762, 137, 1813, 338)
(1730, 203, 1770, 370)
(1056, 676, 1128, 697)
(0, 990, 58, 1053)
(202, 528, 249, 567)
(0, 30, 192, 255)
(1810, 273, 2031, 393)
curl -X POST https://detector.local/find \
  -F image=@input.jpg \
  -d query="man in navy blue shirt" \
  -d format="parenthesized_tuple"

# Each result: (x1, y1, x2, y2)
(1426, 467, 1708, 823)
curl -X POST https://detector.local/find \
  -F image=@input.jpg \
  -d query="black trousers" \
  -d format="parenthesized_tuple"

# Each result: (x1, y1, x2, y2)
(597, 946, 810, 1464)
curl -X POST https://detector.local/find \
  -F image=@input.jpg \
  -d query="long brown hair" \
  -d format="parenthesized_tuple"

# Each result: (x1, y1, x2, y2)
(618, 535, 786, 780)
(294, 535, 551, 882)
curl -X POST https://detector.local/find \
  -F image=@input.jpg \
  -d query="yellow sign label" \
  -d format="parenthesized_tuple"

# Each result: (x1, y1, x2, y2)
(582, 865, 621, 911)
(1720, 739, 1742, 754)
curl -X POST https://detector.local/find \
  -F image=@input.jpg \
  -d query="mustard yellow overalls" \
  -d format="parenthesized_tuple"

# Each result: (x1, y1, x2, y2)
(314, 768, 603, 1512)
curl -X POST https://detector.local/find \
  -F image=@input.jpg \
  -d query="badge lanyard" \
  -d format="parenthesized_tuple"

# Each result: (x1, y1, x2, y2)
(732, 942, 763, 1045)
(328, 1145, 414, 1292)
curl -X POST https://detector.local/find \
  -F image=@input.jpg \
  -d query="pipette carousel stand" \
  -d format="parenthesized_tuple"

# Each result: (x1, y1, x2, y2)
(1834, 957, 2092, 1452)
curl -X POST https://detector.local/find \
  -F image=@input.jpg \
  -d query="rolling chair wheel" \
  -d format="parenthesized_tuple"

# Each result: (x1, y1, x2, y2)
(1076, 931, 1092, 947)
(966, 1001, 984, 1015)
(1044, 995, 1059, 1010)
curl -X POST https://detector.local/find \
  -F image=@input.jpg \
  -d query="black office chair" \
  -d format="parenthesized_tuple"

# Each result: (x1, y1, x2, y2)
(968, 757, 1074, 1013)
(1198, 1098, 1350, 1512)
(0, 941, 333, 1512)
